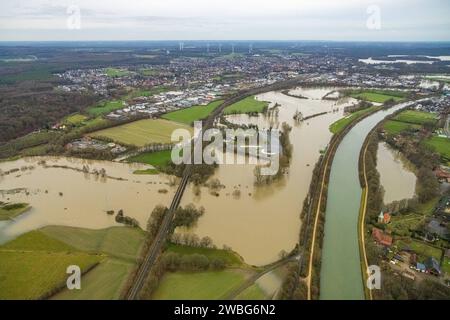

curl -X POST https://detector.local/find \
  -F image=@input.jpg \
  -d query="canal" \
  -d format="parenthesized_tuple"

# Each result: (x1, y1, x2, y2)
(319, 101, 414, 300)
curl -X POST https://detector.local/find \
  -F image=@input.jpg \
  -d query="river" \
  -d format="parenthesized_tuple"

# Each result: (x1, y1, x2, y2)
(320, 101, 415, 300)
(178, 88, 358, 266)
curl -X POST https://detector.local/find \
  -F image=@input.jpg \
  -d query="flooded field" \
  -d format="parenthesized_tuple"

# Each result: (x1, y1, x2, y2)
(179, 88, 358, 266)
(377, 142, 416, 203)
(0, 156, 176, 244)
(0, 87, 359, 266)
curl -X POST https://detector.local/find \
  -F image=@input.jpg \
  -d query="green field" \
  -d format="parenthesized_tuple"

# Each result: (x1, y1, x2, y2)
(127, 149, 172, 169)
(235, 284, 267, 300)
(126, 86, 170, 99)
(162, 100, 224, 125)
(395, 239, 442, 262)
(349, 90, 408, 103)
(388, 198, 439, 237)
(383, 120, 421, 135)
(64, 113, 88, 125)
(52, 258, 133, 300)
(139, 68, 158, 76)
(105, 68, 131, 78)
(0, 203, 30, 221)
(41, 226, 146, 300)
(87, 100, 124, 116)
(90, 119, 192, 147)
(443, 257, 450, 275)
(393, 110, 437, 126)
(424, 136, 450, 161)
(166, 243, 243, 266)
(0, 231, 103, 299)
(388, 214, 424, 237)
(224, 96, 269, 115)
(329, 106, 377, 134)
(41, 226, 146, 262)
(152, 270, 250, 300)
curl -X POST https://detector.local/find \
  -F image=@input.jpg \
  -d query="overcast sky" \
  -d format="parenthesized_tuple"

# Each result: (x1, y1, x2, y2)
(0, 0, 449, 41)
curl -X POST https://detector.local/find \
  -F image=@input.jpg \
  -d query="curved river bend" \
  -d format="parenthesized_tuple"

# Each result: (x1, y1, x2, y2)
(320, 101, 415, 300)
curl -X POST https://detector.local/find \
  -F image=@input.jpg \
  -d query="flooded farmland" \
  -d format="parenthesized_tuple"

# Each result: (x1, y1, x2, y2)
(0, 87, 359, 266)
(178, 88, 358, 266)
(0, 156, 176, 244)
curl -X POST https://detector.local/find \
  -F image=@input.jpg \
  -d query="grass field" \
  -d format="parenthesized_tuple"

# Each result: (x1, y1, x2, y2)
(0, 203, 30, 221)
(393, 110, 437, 126)
(41, 226, 146, 300)
(329, 106, 377, 134)
(64, 113, 88, 125)
(224, 96, 269, 115)
(105, 68, 131, 78)
(152, 270, 250, 300)
(90, 119, 192, 147)
(41, 226, 146, 262)
(424, 136, 450, 161)
(0, 231, 103, 299)
(388, 214, 424, 237)
(126, 86, 169, 99)
(235, 284, 267, 300)
(388, 198, 439, 237)
(139, 68, 158, 76)
(87, 100, 124, 116)
(52, 258, 133, 300)
(443, 257, 450, 275)
(349, 89, 409, 103)
(162, 100, 224, 125)
(395, 239, 442, 262)
(127, 149, 172, 169)
(166, 243, 243, 266)
(383, 120, 421, 135)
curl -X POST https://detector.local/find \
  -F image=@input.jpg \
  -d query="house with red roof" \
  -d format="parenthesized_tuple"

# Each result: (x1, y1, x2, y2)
(372, 227, 393, 247)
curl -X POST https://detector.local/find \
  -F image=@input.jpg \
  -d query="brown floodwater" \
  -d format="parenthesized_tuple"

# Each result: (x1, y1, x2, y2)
(376, 142, 417, 204)
(178, 88, 358, 266)
(0, 87, 358, 266)
(0, 156, 176, 244)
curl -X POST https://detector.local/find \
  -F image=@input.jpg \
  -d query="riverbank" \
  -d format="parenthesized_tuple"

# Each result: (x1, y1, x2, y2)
(307, 100, 417, 300)
(304, 105, 387, 299)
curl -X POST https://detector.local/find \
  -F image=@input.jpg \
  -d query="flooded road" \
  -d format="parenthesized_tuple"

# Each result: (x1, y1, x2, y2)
(179, 88, 358, 266)
(377, 142, 416, 204)
(320, 101, 414, 300)
(0, 157, 176, 244)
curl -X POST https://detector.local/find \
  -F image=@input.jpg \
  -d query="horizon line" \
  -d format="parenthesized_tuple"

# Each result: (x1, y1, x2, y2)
(1, 39, 450, 43)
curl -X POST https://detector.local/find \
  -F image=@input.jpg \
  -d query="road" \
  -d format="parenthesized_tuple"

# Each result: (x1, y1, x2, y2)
(360, 137, 373, 300)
